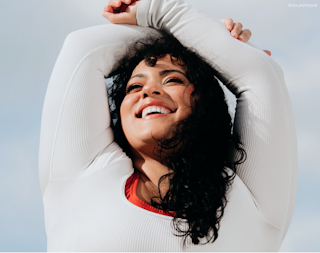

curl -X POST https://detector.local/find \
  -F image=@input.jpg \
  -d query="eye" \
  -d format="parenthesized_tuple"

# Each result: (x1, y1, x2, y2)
(165, 77, 185, 85)
(126, 84, 142, 94)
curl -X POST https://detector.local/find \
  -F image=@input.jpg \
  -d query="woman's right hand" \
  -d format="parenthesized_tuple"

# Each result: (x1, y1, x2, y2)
(219, 18, 271, 56)
(102, 0, 139, 25)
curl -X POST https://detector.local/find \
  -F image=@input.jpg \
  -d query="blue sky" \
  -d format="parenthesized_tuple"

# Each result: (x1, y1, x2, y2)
(0, 0, 319, 251)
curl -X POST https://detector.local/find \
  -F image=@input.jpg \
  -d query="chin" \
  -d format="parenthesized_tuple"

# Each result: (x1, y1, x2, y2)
(125, 127, 171, 151)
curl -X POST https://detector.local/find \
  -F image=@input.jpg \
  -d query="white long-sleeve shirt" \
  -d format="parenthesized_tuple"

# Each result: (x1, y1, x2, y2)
(39, 0, 298, 251)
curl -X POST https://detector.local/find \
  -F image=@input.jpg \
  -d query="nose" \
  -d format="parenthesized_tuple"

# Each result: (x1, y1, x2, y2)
(140, 80, 164, 99)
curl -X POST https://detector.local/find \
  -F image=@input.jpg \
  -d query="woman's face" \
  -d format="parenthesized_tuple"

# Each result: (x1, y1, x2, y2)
(120, 54, 194, 152)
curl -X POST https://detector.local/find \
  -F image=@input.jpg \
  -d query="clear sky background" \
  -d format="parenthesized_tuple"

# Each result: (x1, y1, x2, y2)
(0, 0, 319, 251)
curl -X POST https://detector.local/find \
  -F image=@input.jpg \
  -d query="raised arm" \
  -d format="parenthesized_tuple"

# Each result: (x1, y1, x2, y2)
(104, 0, 298, 234)
(39, 24, 159, 195)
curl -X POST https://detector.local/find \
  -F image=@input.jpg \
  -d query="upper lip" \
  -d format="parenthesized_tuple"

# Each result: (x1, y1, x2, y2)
(136, 99, 176, 118)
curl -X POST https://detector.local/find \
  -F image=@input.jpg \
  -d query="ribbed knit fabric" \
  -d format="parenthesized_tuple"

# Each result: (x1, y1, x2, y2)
(125, 170, 176, 217)
(39, 0, 297, 251)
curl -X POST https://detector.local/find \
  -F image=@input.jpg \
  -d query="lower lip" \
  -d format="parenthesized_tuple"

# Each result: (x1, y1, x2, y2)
(140, 113, 171, 120)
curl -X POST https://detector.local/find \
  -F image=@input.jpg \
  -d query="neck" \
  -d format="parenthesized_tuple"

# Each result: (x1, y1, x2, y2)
(130, 147, 172, 202)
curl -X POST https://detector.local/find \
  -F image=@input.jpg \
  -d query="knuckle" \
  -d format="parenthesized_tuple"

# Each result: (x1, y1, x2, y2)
(235, 22, 243, 28)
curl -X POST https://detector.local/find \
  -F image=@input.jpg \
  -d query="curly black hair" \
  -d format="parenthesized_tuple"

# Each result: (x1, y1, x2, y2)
(107, 30, 246, 248)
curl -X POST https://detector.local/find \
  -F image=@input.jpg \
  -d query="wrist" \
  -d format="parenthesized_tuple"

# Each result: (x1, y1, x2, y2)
(136, 0, 152, 26)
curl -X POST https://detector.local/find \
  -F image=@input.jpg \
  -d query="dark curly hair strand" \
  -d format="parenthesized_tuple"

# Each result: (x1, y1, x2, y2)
(107, 30, 246, 248)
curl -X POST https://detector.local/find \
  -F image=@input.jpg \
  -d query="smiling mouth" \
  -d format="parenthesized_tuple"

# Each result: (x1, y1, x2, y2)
(136, 107, 177, 119)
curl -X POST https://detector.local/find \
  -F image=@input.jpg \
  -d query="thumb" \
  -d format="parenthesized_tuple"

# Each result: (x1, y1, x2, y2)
(102, 11, 136, 24)
(263, 50, 271, 56)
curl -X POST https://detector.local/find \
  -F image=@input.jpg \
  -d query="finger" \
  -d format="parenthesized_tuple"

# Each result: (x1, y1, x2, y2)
(104, 4, 120, 13)
(219, 18, 234, 31)
(104, 5, 117, 13)
(238, 29, 252, 42)
(231, 22, 243, 39)
(119, 3, 129, 13)
(108, 0, 121, 9)
(263, 50, 271, 56)
(110, 0, 131, 7)
(103, 11, 120, 22)
(104, 0, 131, 12)
(117, 0, 137, 14)
(102, 11, 131, 24)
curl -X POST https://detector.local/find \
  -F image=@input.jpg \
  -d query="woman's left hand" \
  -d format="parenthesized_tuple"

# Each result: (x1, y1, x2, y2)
(219, 18, 251, 41)
(219, 18, 271, 56)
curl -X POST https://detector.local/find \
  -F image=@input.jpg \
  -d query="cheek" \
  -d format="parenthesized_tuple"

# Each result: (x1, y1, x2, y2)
(180, 86, 195, 119)
(120, 98, 131, 139)
(184, 85, 195, 99)
(120, 95, 135, 121)
(177, 85, 195, 107)
(120, 95, 140, 139)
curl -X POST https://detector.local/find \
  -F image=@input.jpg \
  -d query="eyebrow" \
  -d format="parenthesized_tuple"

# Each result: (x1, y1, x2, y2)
(129, 69, 187, 80)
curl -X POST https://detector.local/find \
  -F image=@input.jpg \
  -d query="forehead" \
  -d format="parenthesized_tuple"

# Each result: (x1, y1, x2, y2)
(132, 55, 186, 75)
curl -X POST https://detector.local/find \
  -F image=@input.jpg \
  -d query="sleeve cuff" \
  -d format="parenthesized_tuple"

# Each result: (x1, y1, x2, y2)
(136, 0, 152, 27)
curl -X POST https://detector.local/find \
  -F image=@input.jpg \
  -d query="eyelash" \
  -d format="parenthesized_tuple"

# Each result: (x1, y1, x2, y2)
(126, 77, 185, 94)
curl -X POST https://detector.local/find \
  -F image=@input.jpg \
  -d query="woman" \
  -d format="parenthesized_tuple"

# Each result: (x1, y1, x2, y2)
(39, 0, 297, 251)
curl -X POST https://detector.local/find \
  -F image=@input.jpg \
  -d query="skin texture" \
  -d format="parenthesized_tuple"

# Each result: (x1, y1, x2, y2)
(121, 56, 193, 154)
(102, 0, 271, 204)
(120, 56, 194, 203)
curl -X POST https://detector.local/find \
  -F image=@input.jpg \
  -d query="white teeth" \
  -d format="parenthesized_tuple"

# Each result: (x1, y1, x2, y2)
(142, 110, 147, 118)
(141, 106, 171, 118)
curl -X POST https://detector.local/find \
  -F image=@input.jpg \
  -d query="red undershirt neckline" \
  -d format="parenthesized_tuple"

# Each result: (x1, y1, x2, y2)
(125, 170, 176, 217)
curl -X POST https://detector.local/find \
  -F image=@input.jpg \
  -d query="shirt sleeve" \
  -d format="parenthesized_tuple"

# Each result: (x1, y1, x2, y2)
(136, 0, 297, 233)
(38, 24, 160, 195)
